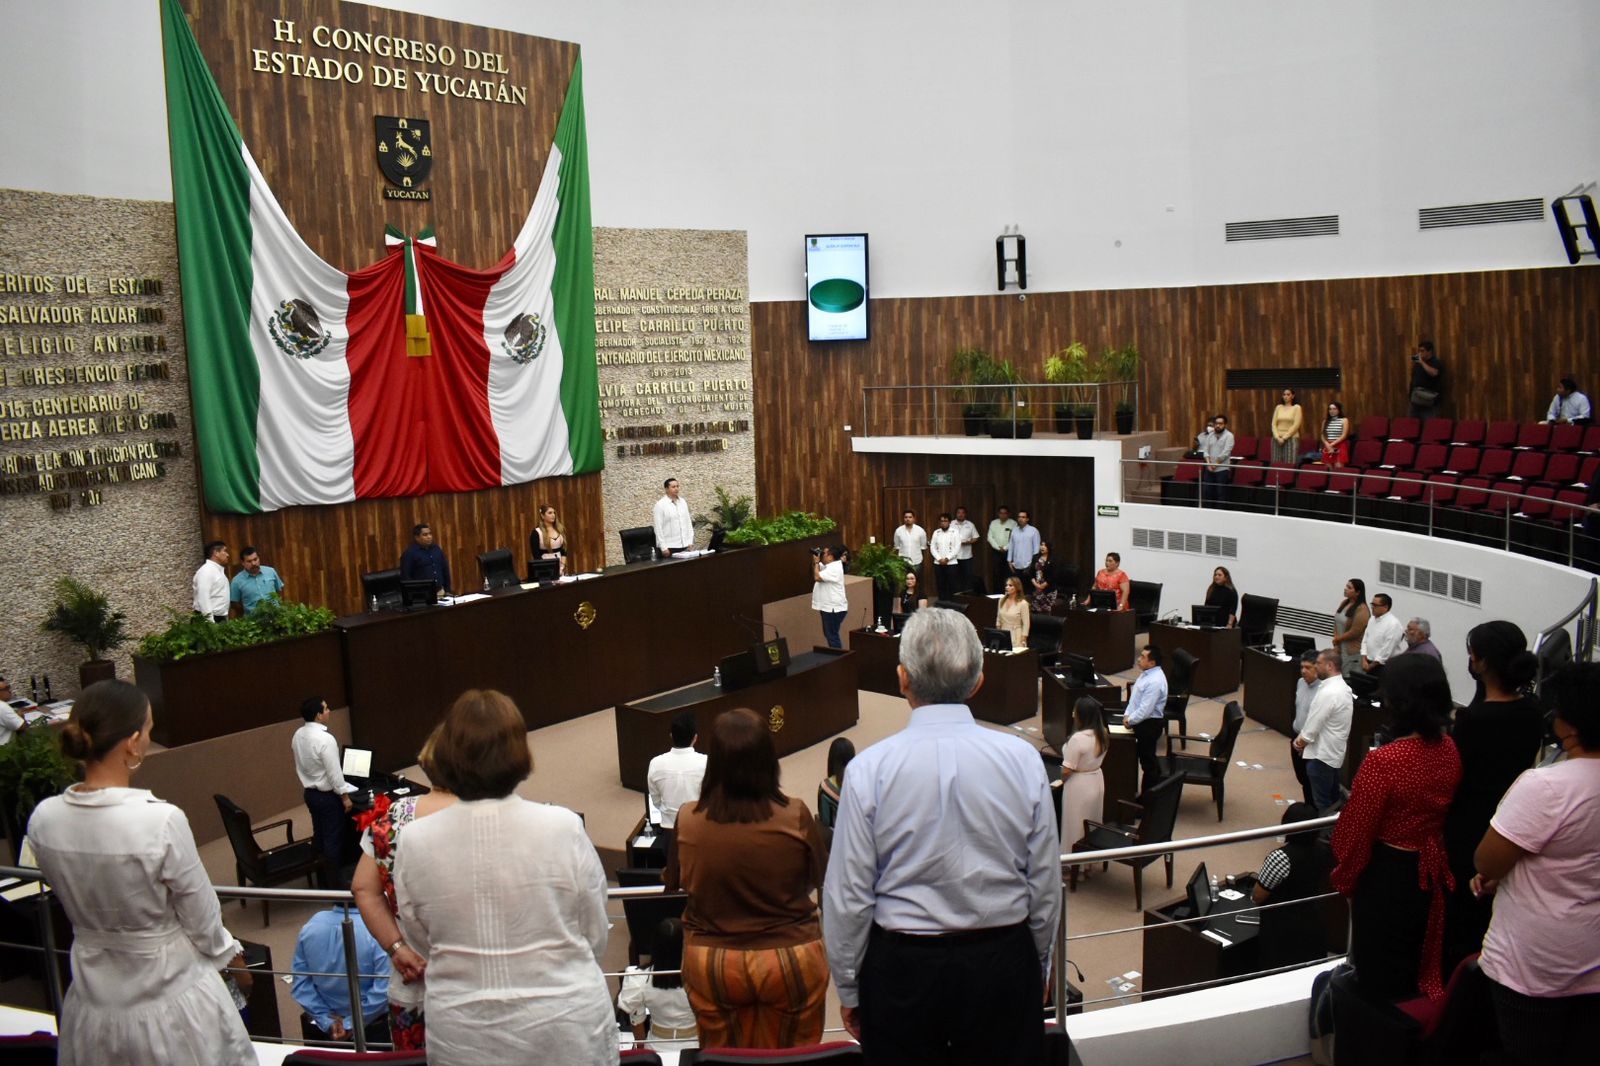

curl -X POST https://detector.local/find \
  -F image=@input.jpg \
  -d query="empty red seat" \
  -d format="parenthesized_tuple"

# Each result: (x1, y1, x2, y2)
(1172, 460, 1202, 482)
(1419, 419, 1455, 446)
(1515, 484, 1557, 520)
(1541, 452, 1581, 487)
(1442, 446, 1481, 476)
(1387, 417, 1421, 442)
(1484, 421, 1518, 449)
(1413, 443, 1448, 475)
(1580, 426, 1600, 455)
(1451, 419, 1486, 446)
(1477, 449, 1515, 481)
(1502, 450, 1548, 482)
(1482, 482, 1519, 517)
(1550, 423, 1584, 452)
(1388, 470, 1427, 502)
(1351, 439, 1384, 469)
(1358, 471, 1393, 498)
(1379, 441, 1416, 469)
(1295, 469, 1329, 492)
(1553, 488, 1590, 525)
(1326, 471, 1359, 494)
(1515, 422, 1552, 450)
(1576, 456, 1600, 488)
(1264, 463, 1297, 488)
(1358, 415, 1389, 442)
(1453, 477, 1492, 509)
(1425, 474, 1460, 507)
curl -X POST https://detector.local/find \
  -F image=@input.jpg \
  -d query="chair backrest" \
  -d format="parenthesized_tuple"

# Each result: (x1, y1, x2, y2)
(1167, 646, 1198, 695)
(1357, 471, 1392, 497)
(476, 548, 518, 590)
(360, 568, 403, 611)
(616, 867, 667, 888)
(1379, 441, 1415, 468)
(1442, 445, 1480, 475)
(1506, 450, 1547, 481)
(1418, 418, 1454, 445)
(1413, 443, 1447, 473)
(1357, 414, 1389, 442)
(281, 1051, 429, 1064)
(1351, 439, 1384, 468)
(1483, 420, 1518, 448)
(620, 1050, 667, 1066)
(1388, 470, 1425, 501)
(1542, 451, 1581, 486)
(1477, 448, 1514, 480)
(1581, 425, 1600, 454)
(1232, 434, 1258, 460)
(1134, 773, 1185, 846)
(1387, 416, 1421, 442)
(1515, 422, 1551, 450)
(1054, 563, 1081, 598)
(1550, 422, 1584, 452)
(213, 794, 265, 869)
(619, 526, 656, 563)
(1294, 469, 1328, 492)
(1029, 613, 1065, 655)
(1238, 594, 1279, 645)
(1128, 580, 1161, 623)
(1328, 966, 1421, 1066)
(1450, 419, 1485, 446)
(687, 1043, 867, 1064)
(0, 1032, 58, 1066)
(1211, 701, 1246, 762)
(1417, 956, 1496, 1058)
(621, 891, 688, 964)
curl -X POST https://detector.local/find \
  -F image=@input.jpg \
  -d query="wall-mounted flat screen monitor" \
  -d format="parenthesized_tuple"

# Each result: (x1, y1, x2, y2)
(805, 233, 869, 341)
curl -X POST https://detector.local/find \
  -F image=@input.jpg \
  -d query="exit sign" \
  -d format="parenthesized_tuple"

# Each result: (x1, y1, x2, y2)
(928, 473, 953, 486)
(1097, 504, 1120, 517)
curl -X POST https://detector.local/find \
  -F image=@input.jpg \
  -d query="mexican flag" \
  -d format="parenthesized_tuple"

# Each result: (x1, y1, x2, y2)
(160, 0, 602, 514)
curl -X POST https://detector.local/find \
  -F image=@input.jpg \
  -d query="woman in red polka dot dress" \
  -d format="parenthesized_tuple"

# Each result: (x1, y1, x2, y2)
(1330, 654, 1462, 1001)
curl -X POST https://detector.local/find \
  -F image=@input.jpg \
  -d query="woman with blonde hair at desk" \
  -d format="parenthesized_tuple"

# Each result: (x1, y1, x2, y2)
(997, 575, 1031, 649)
(531, 503, 568, 575)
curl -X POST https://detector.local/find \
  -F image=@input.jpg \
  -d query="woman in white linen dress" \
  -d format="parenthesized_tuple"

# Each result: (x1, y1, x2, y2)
(25, 680, 254, 1066)
(1059, 697, 1110, 857)
(393, 689, 613, 1065)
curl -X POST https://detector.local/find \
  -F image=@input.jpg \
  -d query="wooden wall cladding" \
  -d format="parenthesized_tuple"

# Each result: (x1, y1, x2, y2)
(752, 266, 1600, 560)
(184, 0, 590, 614)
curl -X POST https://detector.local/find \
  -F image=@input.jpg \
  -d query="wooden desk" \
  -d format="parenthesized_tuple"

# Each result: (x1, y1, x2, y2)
(848, 627, 904, 697)
(1148, 621, 1242, 697)
(1062, 609, 1136, 673)
(969, 648, 1040, 725)
(1242, 647, 1300, 736)
(1040, 670, 1122, 754)
(1142, 883, 1261, 998)
(956, 592, 999, 630)
(614, 651, 859, 791)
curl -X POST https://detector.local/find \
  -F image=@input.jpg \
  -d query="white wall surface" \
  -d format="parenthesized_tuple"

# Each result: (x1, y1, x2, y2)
(2, 1, 1596, 300)
(1098, 502, 1594, 703)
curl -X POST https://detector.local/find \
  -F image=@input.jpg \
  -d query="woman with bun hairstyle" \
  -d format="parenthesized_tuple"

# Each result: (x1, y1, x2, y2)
(1441, 620, 1544, 971)
(26, 680, 254, 1065)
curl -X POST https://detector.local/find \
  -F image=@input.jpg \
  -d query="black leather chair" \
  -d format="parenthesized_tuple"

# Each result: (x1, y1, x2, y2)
(619, 526, 656, 563)
(1070, 773, 1184, 910)
(1128, 580, 1162, 631)
(1161, 700, 1246, 820)
(476, 548, 518, 590)
(1238, 593, 1280, 647)
(1028, 613, 1066, 667)
(214, 794, 324, 926)
(1164, 646, 1198, 747)
(1328, 954, 1497, 1066)
(358, 568, 402, 611)
(619, 886, 688, 967)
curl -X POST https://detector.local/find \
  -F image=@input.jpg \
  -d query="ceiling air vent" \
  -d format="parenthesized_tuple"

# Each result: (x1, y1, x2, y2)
(1419, 198, 1543, 230)
(1225, 215, 1339, 242)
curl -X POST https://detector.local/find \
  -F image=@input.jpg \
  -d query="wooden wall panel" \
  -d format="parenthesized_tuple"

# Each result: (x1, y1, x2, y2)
(753, 266, 1600, 568)
(185, 1, 592, 615)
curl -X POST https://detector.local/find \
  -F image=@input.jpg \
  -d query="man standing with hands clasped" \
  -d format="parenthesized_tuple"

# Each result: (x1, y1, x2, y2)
(1294, 648, 1352, 812)
(824, 608, 1058, 1065)
(929, 513, 962, 601)
(653, 477, 695, 557)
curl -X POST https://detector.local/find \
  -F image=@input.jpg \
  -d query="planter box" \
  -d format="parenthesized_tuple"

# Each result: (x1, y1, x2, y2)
(135, 631, 347, 748)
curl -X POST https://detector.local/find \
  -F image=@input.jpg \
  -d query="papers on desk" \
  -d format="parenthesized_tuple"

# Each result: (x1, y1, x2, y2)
(1201, 928, 1234, 946)
(1218, 888, 1246, 902)
(448, 593, 490, 605)
(23, 701, 72, 726)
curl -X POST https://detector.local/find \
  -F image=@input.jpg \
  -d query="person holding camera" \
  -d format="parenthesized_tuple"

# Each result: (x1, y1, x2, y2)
(1408, 340, 1444, 420)
(811, 544, 849, 649)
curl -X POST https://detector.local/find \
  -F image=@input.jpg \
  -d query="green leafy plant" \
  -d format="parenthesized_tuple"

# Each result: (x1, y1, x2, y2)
(696, 485, 754, 533)
(850, 541, 910, 592)
(1097, 342, 1141, 413)
(949, 346, 1006, 417)
(40, 577, 128, 662)
(1044, 342, 1093, 414)
(135, 599, 337, 664)
(723, 510, 837, 546)
(0, 727, 76, 843)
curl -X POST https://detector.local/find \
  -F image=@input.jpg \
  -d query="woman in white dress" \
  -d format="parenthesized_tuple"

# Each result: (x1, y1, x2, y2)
(25, 680, 254, 1066)
(393, 689, 613, 1065)
(1060, 697, 1110, 860)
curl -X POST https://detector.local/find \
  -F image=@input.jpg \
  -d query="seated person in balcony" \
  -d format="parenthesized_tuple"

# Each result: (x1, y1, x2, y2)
(1253, 802, 1332, 969)
(1204, 566, 1238, 627)
(1198, 414, 1235, 504)
(292, 905, 391, 1047)
(1542, 376, 1592, 426)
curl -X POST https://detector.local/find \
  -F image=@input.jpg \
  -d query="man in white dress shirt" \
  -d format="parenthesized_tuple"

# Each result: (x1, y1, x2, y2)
(1360, 593, 1407, 675)
(929, 513, 963, 601)
(191, 540, 231, 622)
(646, 712, 707, 839)
(652, 477, 695, 557)
(1294, 649, 1353, 812)
(292, 696, 358, 886)
(893, 510, 928, 591)
(952, 505, 979, 593)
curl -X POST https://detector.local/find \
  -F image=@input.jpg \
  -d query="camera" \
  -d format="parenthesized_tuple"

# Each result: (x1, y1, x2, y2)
(810, 547, 824, 558)
(1411, 353, 1421, 363)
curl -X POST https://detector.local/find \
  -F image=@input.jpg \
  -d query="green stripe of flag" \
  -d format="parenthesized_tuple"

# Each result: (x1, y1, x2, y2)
(551, 57, 603, 475)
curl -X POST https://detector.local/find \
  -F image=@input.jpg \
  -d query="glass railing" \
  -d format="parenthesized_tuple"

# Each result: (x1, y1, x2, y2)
(860, 381, 1140, 439)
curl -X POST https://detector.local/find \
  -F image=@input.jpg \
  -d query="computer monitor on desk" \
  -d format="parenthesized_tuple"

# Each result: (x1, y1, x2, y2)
(400, 579, 438, 610)
(526, 557, 560, 584)
(1058, 651, 1098, 687)
(1185, 861, 1212, 920)
(1088, 589, 1118, 611)
(1190, 604, 1225, 628)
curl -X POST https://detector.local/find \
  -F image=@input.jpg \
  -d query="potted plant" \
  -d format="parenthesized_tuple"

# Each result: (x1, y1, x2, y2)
(1043, 342, 1091, 434)
(1099, 342, 1142, 434)
(949, 347, 1002, 435)
(0, 726, 76, 863)
(696, 485, 754, 539)
(851, 541, 910, 625)
(40, 576, 128, 690)
(985, 360, 1032, 438)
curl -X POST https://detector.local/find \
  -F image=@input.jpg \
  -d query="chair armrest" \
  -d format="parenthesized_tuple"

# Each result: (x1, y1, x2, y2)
(1166, 733, 1213, 746)
(1081, 819, 1133, 841)
(252, 817, 296, 845)
(1114, 798, 1145, 817)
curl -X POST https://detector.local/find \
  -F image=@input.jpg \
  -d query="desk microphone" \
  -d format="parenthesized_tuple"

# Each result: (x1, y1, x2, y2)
(732, 612, 779, 641)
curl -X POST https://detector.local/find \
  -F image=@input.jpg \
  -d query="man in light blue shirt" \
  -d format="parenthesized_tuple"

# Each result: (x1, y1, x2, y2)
(1006, 509, 1041, 576)
(229, 545, 285, 614)
(290, 905, 390, 1046)
(1122, 644, 1169, 791)
(823, 608, 1058, 1065)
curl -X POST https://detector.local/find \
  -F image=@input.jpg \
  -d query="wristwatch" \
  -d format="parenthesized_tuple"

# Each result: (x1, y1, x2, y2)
(386, 938, 406, 957)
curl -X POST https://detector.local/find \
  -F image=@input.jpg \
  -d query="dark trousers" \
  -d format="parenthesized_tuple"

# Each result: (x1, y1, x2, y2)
(1200, 466, 1232, 506)
(820, 610, 846, 649)
(955, 557, 975, 594)
(1488, 977, 1597, 1066)
(1289, 742, 1315, 805)
(303, 787, 347, 887)
(1131, 718, 1165, 792)
(1349, 843, 1430, 1002)
(859, 922, 1044, 1066)
(989, 550, 1011, 594)
(1305, 759, 1342, 813)
(934, 564, 959, 601)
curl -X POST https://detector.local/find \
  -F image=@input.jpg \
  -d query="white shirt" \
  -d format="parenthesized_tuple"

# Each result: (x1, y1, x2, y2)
(1548, 390, 1592, 423)
(652, 494, 694, 552)
(617, 966, 696, 1050)
(811, 559, 848, 614)
(292, 720, 356, 794)
(1297, 673, 1353, 769)
(1360, 610, 1407, 664)
(191, 558, 229, 618)
(394, 797, 614, 1064)
(647, 745, 707, 829)
(930, 527, 962, 565)
(952, 518, 979, 559)
(0, 700, 25, 746)
(893, 523, 927, 564)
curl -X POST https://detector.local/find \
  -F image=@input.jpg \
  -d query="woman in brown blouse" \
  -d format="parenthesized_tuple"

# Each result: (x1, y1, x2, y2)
(666, 708, 827, 1048)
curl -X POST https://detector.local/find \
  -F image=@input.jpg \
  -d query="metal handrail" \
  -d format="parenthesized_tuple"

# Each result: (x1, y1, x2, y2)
(861, 381, 1140, 438)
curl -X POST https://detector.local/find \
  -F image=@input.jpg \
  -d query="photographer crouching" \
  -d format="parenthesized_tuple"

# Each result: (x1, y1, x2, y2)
(811, 543, 849, 649)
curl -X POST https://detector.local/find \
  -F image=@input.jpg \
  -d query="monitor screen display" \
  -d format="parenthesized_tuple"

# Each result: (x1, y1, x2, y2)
(400, 579, 437, 609)
(1186, 861, 1212, 918)
(1088, 589, 1118, 611)
(805, 233, 869, 342)
(526, 557, 561, 584)
(1191, 604, 1225, 628)
(341, 747, 372, 780)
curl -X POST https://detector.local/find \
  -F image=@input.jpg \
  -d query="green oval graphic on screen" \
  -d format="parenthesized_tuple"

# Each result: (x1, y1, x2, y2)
(809, 278, 865, 313)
